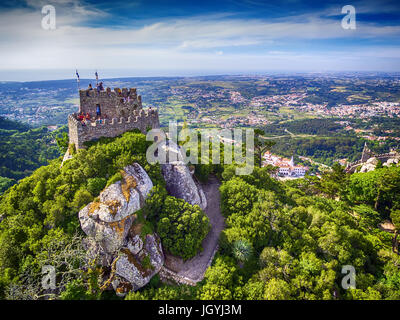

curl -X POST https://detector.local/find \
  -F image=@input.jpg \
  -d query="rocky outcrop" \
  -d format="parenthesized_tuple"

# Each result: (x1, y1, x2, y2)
(79, 163, 153, 253)
(359, 157, 378, 173)
(78, 163, 164, 295)
(384, 157, 399, 167)
(61, 148, 73, 167)
(114, 234, 164, 292)
(127, 234, 143, 255)
(359, 156, 400, 172)
(160, 140, 207, 210)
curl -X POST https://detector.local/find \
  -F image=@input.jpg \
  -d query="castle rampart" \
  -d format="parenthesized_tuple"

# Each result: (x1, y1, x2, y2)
(78, 87, 142, 119)
(69, 87, 159, 150)
(345, 148, 399, 173)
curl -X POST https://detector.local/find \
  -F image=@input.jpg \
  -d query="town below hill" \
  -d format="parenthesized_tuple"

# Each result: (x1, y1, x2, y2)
(0, 73, 400, 191)
(1, 74, 399, 129)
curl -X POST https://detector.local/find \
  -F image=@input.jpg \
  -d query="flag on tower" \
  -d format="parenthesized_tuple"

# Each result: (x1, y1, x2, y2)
(76, 70, 80, 90)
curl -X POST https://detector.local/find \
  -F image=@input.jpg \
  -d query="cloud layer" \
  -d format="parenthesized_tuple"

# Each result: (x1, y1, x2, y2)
(0, 0, 399, 79)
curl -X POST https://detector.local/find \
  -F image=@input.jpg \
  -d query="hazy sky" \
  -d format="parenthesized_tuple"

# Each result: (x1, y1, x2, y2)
(0, 0, 400, 80)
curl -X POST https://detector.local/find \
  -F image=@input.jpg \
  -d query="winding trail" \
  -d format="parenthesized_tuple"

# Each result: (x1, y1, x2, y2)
(163, 175, 224, 282)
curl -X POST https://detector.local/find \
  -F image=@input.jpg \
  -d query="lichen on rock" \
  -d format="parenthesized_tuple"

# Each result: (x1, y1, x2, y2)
(115, 234, 164, 292)
(79, 163, 153, 234)
(78, 162, 164, 294)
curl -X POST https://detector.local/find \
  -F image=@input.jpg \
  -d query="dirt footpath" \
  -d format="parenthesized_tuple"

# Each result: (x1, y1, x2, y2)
(164, 175, 224, 282)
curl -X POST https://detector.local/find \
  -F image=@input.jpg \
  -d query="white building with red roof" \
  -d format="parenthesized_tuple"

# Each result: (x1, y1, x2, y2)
(263, 152, 308, 177)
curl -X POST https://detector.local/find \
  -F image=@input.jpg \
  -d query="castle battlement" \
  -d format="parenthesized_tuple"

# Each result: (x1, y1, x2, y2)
(68, 86, 159, 150)
(78, 87, 143, 118)
(70, 109, 158, 126)
(79, 87, 140, 100)
(345, 143, 399, 173)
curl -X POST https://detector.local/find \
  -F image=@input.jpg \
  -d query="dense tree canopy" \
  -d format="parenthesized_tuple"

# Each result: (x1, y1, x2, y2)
(128, 161, 400, 301)
(0, 130, 164, 298)
(0, 124, 400, 300)
(0, 118, 65, 194)
(156, 196, 210, 260)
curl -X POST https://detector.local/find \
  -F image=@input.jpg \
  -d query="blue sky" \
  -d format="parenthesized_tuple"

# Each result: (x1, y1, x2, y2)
(0, 0, 399, 80)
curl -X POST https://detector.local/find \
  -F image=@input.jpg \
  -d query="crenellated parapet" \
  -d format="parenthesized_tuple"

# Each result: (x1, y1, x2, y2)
(68, 86, 159, 150)
(79, 87, 140, 100)
(78, 87, 143, 118)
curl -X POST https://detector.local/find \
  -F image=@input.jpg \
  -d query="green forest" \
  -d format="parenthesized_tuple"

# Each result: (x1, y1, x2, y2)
(0, 129, 210, 299)
(0, 128, 399, 300)
(127, 163, 400, 300)
(0, 117, 64, 194)
(261, 118, 400, 166)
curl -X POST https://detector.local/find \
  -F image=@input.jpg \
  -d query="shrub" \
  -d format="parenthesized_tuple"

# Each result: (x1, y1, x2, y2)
(156, 196, 210, 260)
(232, 239, 253, 263)
(106, 171, 123, 187)
(87, 177, 107, 196)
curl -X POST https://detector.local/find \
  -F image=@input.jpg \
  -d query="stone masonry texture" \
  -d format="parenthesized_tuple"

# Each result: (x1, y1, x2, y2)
(68, 87, 159, 150)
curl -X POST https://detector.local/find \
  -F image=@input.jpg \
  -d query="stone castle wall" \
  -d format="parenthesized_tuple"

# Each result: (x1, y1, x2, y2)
(78, 88, 142, 119)
(346, 151, 399, 173)
(69, 108, 159, 150)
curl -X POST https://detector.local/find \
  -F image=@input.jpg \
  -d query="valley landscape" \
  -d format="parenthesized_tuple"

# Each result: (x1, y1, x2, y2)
(0, 0, 400, 310)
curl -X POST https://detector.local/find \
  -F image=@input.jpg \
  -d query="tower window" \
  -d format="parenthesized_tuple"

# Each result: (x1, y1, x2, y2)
(96, 104, 101, 116)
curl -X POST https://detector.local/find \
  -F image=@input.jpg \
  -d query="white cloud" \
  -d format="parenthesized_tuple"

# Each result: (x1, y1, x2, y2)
(25, 0, 106, 17)
(0, 1, 399, 73)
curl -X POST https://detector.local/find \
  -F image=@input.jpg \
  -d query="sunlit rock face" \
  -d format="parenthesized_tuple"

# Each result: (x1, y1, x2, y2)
(359, 157, 378, 173)
(114, 234, 164, 292)
(160, 140, 207, 210)
(384, 158, 399, 167)
(359, 156, 400, 173)
(79, 163, 153, 253)
(78, 163, 163, 295)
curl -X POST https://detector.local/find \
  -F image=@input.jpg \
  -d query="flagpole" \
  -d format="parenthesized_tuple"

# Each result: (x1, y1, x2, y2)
(76, 69, 80, 91)
(76, 70, 81, 113)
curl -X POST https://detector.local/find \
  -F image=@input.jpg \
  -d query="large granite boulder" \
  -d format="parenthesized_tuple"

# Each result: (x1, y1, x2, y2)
(359, 163, 376, 173)
(358, 157, 377, 173)
(114, 234, 164, 292)
(79, 163, 165, 295)
(79, 163, 153, 253)
(160, 140, 207, 210)
(384, 158, 399, 167)
(366, 157, 378, 165)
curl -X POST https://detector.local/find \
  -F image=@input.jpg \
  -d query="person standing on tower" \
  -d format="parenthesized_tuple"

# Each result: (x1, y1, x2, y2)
(86, 83, 93, 96)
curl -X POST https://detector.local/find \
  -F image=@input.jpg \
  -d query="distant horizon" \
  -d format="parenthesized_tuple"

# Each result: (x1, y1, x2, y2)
(1, 69, 400, 83)
(1, 0, 400, 79)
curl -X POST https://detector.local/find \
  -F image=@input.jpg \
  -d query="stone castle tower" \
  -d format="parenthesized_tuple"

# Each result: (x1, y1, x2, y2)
(361, 142, 372, 162)
(68, 87, 159, 150)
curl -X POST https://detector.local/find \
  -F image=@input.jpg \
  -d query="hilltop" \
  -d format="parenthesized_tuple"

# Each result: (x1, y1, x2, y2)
(0, 128, 400, 299)
(0, 130, 211, 298)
